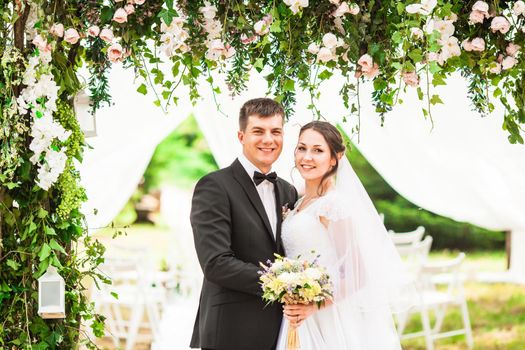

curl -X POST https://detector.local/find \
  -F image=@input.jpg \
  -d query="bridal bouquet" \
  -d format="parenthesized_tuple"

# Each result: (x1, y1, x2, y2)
(259, 254, 333, 350)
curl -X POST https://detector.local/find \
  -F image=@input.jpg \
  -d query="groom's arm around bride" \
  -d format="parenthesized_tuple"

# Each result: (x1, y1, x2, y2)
(190, 98, 298, 350)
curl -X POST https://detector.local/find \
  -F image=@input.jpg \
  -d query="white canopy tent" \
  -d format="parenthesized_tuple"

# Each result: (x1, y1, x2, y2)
(79, 68, 525, 283)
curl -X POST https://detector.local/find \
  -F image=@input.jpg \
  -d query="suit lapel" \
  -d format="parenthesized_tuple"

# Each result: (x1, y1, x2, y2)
(274, 180, 284, 254)
(231, 159, 275, 243)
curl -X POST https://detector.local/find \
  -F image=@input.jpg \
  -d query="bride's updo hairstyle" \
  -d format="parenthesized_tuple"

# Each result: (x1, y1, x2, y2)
(299, 121, 346, 192)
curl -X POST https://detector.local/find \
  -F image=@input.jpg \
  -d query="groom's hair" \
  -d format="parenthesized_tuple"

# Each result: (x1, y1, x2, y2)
(239, 98, 285, 131)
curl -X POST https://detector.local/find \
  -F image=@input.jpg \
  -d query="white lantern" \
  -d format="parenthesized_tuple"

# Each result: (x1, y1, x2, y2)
(38, 266, 66, 319)
(74, 90, 97, 137)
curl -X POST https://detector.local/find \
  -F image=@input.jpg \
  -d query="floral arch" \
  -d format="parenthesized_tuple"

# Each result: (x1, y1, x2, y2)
(1, 0, 524, 347)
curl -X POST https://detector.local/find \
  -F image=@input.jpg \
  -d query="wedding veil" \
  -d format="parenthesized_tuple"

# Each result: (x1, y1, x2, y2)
(325, 156, 417, 313)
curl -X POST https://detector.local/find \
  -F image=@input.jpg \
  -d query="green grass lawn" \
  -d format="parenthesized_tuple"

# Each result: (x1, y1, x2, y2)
(401, 251, 524, 349)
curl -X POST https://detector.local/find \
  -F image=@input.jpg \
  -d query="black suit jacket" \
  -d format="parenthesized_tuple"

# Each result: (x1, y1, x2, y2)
(190, 159, 298, 350)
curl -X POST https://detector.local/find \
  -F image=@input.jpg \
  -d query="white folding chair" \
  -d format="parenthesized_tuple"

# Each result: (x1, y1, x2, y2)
(91, 248, 167, 350)
(389, 226, 425, 257)
(399, 252, 474, 350)
(395, 236, 433, 334)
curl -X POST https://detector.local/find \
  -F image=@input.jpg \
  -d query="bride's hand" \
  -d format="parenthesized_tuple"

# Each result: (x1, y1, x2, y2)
(283, 303, 317, 327)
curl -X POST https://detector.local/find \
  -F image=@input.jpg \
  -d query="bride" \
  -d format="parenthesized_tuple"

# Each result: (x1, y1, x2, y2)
(276, 121, 415, 350)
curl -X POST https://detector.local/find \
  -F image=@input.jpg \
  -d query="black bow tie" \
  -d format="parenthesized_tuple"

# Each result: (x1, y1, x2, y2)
(253, 171, 277, 185)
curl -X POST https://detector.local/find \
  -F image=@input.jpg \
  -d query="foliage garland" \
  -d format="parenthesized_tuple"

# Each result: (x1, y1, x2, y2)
(0, 0, 524, 348)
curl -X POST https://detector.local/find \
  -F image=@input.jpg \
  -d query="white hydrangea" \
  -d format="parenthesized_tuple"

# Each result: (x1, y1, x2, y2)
(18, 33, 70, 191)
(36, 149, 68, 191)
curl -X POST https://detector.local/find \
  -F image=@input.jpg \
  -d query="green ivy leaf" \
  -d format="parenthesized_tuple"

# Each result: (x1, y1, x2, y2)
(100, 7, 113, 22)
(397, 3, 406, 15)
(49, 239, 67, 255)
(45, 226, 57, 236)
(392, 32, 403, 44)
(6, 182, 18, 189)
(6, 259, 20, 271)
(417, 87, 424, 100)
(430, 94, 444, 105)
(51, 254, 63, 269)
(254, 58, 264, 72)
(318, 70, 333, 81)
(137, 84, 148, 95)
(432, 74, 446, 86)
(429, 62, 442, 74)
(408, 49, 423, 63)
(283, 79, 295, 92)
(38, 243, 52, 261)
(37, 208, 48, 218)
(270, 19, 282, 33)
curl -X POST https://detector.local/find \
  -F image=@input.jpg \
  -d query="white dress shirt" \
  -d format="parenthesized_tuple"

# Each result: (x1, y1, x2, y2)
(238, 154, 277, 238)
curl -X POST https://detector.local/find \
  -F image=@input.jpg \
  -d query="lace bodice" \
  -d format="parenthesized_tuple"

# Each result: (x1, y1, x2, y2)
(281, 191, 343, 269)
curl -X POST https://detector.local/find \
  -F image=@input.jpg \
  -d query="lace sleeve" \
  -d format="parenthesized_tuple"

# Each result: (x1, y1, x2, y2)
(314, 192, 351, 222)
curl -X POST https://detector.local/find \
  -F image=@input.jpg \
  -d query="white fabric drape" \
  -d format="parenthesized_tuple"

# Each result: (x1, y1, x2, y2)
(78, 66, 191, 231)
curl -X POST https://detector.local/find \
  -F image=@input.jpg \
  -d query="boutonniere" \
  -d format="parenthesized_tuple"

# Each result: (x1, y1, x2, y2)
(282, 202, 293, 220)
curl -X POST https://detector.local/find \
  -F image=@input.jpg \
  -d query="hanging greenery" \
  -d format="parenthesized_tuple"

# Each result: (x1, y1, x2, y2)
(0, 0, 524, 348)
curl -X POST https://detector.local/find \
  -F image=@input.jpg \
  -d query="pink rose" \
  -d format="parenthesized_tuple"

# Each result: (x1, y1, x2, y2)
(471, 37, 485, 52)
(32, 35, 52, 52)
(64, 28, 80, 44)
(108, 43, 124, 63)
(410, 27, 424, 40)
(497, 54, 504, 63)
(240, 34, 256, 45)
(317, 47, 335, 62)
(469, 10, 486, 24)
(357, 54, 374, 71)
(124, 4, 135, 14)
(506, 43, 521, 57)
(224, 44, 236, 59)
(349, 3, 360, 15)
(514, 1, 525, 16)
(332, 2, 350, 17)
(113, 8, 128, 23)
(501, 56, 517, 70)
(99, 28, 114, 42)
(472, 1, 489, 14)
(307, 42, 320, 54)
(50, 23, 64, 37)
(254, 20, 269, 35)
(322, 33, 338, 49)
(402, 71, 419, 87)
(87, 25, 100, 37)
(358, 54, 380, 78)
(489, 62, 501, 74)
(462, 40, 473, 51)
(426, 52, 440, 62)
(362, 63, 379, 79)
(135, 0, 145, 4)
(491, 16, 510, 34)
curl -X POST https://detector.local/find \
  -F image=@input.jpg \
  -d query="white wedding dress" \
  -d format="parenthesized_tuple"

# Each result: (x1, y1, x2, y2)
(275, 190, 403, 350)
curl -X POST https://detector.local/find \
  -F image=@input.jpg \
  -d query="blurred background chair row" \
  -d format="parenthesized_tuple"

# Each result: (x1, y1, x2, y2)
(89, 244, 201, 350)
(389, 226, 474, 350)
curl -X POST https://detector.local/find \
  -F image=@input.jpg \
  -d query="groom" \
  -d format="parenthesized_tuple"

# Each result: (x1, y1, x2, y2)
(190, 98, 298, 350)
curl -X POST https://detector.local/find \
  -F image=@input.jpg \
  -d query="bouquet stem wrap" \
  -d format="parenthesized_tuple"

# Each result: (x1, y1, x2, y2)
(287, 325, 300, 350)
